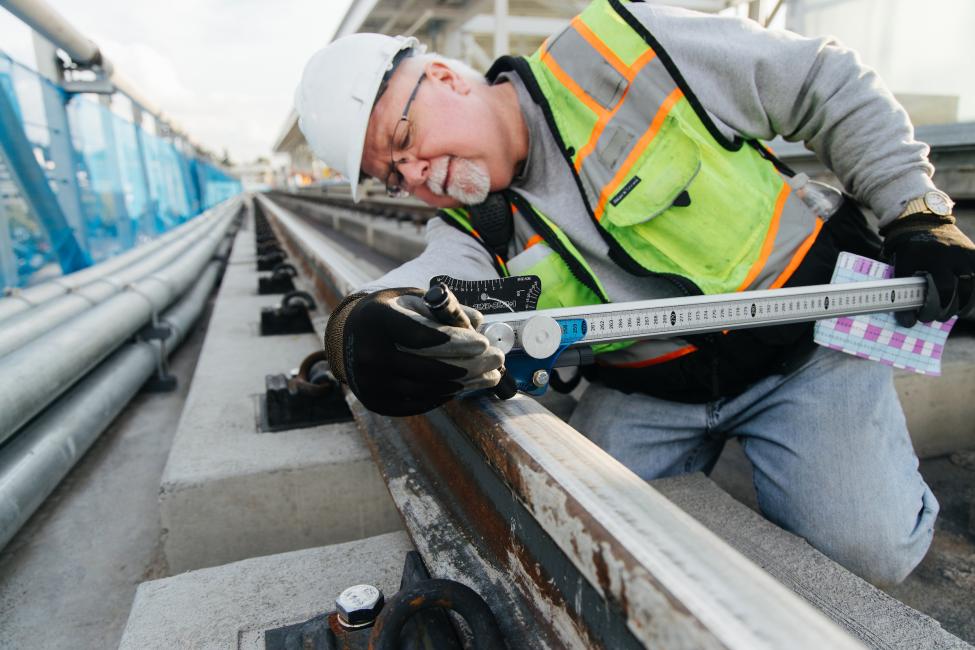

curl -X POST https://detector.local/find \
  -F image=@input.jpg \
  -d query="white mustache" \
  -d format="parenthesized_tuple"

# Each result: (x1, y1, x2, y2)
(426, 157, 490, 205)
(427, 157, 449, 195)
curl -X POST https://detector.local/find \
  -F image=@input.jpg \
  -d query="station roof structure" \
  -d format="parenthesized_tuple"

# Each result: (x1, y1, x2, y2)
(272, 0, 754, 158)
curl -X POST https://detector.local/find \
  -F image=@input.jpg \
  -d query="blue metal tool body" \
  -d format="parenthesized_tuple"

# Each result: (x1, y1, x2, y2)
(504, 318, 587, 396)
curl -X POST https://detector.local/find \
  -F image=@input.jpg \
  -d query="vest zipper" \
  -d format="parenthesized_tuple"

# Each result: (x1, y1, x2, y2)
(505, 190, 609, 304)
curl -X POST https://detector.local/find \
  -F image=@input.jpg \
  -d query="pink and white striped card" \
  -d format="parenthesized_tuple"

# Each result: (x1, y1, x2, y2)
(813, 253, 956, 375)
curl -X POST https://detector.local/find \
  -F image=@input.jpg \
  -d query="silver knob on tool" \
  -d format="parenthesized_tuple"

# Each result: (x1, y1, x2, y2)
(520, 315, 562, 359)
(481, 322, 515, 354)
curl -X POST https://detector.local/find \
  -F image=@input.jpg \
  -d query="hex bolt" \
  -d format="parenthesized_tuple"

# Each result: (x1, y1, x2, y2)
(532, 369, 550, 388)
(335, 584, 384, 629)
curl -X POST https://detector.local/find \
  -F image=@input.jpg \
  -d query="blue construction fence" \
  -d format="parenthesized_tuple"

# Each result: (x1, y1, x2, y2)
(0, 52, 241, 289)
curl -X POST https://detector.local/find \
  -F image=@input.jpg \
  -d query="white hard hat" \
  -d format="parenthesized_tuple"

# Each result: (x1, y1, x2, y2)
(295, 34, 423, 202)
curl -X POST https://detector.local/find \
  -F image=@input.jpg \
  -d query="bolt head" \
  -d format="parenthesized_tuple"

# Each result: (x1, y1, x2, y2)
(335, 584, 384, 628)
(532, 369, 550, 387)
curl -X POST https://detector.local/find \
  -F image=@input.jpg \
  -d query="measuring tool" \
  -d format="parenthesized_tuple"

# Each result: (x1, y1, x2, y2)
(437, 275, 928, 396)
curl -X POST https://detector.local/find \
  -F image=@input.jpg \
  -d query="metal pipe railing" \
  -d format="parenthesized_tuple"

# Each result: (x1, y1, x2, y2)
(0, 202, 237, 357)
(0, 0, 102, 69)
(0, 0, 192, 145)
(0, 205, 238, 443)
(0, 248, 230, 551)
(0, 207, 219, 323)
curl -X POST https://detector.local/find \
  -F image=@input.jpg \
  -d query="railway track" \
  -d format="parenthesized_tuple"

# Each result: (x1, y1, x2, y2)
(253, 192, 870, 649)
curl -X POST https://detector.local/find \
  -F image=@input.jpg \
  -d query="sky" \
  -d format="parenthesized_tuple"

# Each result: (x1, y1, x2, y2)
(0, 0, 355, 164)
(1, 0, 972, 166)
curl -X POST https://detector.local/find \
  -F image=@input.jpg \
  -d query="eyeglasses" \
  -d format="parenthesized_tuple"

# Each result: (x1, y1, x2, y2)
(385, 73, 426, 198)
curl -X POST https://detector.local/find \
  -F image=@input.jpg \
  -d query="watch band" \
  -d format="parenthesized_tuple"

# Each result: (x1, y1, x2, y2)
(899, 196, 930, 218)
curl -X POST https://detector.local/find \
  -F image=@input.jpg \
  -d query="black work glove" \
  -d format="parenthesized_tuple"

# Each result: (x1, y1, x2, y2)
(323, 288, 504, 416)
(880, 212, 975, 327)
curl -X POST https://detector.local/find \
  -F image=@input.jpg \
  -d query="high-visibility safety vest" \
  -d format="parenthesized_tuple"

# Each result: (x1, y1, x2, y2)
(439, 0, 830, 371)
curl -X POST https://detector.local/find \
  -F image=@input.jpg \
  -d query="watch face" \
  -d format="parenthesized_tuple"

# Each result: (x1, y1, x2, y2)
(924, 191, 953, 216)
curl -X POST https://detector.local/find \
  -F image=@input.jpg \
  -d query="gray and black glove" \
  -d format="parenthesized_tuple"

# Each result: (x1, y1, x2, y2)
(324, 288, 504, 416)
(881, 212, 975, 327)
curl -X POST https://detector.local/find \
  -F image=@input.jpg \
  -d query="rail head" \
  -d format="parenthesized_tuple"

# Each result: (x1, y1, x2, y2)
(255, 194, 378, 301)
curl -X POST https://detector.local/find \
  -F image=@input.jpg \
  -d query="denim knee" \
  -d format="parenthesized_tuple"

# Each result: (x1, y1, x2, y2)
(828, 535, 927, 586)
(807, 490, 939, 587)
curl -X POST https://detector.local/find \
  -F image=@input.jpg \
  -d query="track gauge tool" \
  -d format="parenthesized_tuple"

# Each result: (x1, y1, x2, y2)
(467, 275, 929, 396)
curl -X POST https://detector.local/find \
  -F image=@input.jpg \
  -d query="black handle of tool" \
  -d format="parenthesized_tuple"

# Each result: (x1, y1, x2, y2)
(423, 282, 472, 330)
(423, 283, 517, 400)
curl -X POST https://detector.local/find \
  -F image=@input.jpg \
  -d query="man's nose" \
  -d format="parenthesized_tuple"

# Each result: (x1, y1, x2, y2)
(399, 159, 429, 189)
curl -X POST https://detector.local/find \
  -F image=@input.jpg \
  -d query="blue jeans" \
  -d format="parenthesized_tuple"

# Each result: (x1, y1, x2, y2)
(568, 346, 938, 585)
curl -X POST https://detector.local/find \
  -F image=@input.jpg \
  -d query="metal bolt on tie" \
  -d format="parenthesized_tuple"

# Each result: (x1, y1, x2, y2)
(335, 584, 385, 629)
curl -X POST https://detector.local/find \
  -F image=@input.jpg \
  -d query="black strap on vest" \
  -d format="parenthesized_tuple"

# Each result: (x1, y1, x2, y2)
(467, 192, 513, 262)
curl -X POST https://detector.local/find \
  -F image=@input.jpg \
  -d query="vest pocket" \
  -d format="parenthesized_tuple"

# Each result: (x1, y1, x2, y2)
(601, 115, 701, 227)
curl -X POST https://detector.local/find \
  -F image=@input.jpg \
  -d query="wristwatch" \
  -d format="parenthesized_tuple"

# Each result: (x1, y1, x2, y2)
(898, 190, 954, 218)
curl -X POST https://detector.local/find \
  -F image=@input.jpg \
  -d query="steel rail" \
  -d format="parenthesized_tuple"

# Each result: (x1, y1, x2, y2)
(0, 204, 239, 443)
(0, 206, 220, 323)
(269, 193, 427, 262)
(0, 201, 238, 357)
(260, 193, 864, 649)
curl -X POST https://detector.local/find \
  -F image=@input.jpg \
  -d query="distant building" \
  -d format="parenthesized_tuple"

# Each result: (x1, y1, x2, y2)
(233, 160, 276, 193)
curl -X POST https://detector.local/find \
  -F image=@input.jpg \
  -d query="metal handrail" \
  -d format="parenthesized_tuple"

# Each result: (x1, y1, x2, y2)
(0, 0, 193, 146)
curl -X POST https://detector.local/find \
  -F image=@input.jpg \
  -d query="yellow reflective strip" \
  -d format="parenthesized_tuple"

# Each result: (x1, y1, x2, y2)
(735, 183, 791, 291)
(573, 48, 658, 174)
(768, 217, 824, 289)
(540, 45, 605, 117)
(571, 16, 630, 79)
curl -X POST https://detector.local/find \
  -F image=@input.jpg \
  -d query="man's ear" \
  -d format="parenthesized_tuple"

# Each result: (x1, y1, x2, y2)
(425, 60, 471, 95)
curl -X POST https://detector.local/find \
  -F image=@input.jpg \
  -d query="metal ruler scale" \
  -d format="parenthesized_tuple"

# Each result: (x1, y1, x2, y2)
(477, 277, 927, 395)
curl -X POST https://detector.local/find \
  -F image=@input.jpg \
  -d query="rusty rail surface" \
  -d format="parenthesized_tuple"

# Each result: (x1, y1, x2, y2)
(255, 193, 864, 649)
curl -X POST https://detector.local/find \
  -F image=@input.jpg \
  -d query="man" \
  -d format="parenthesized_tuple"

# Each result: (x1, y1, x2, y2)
(295, 0, 974, 585)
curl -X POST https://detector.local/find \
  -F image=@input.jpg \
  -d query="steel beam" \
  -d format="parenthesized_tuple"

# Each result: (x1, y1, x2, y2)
(463, 14, 569, 37)
(31, 34, 90, 256)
